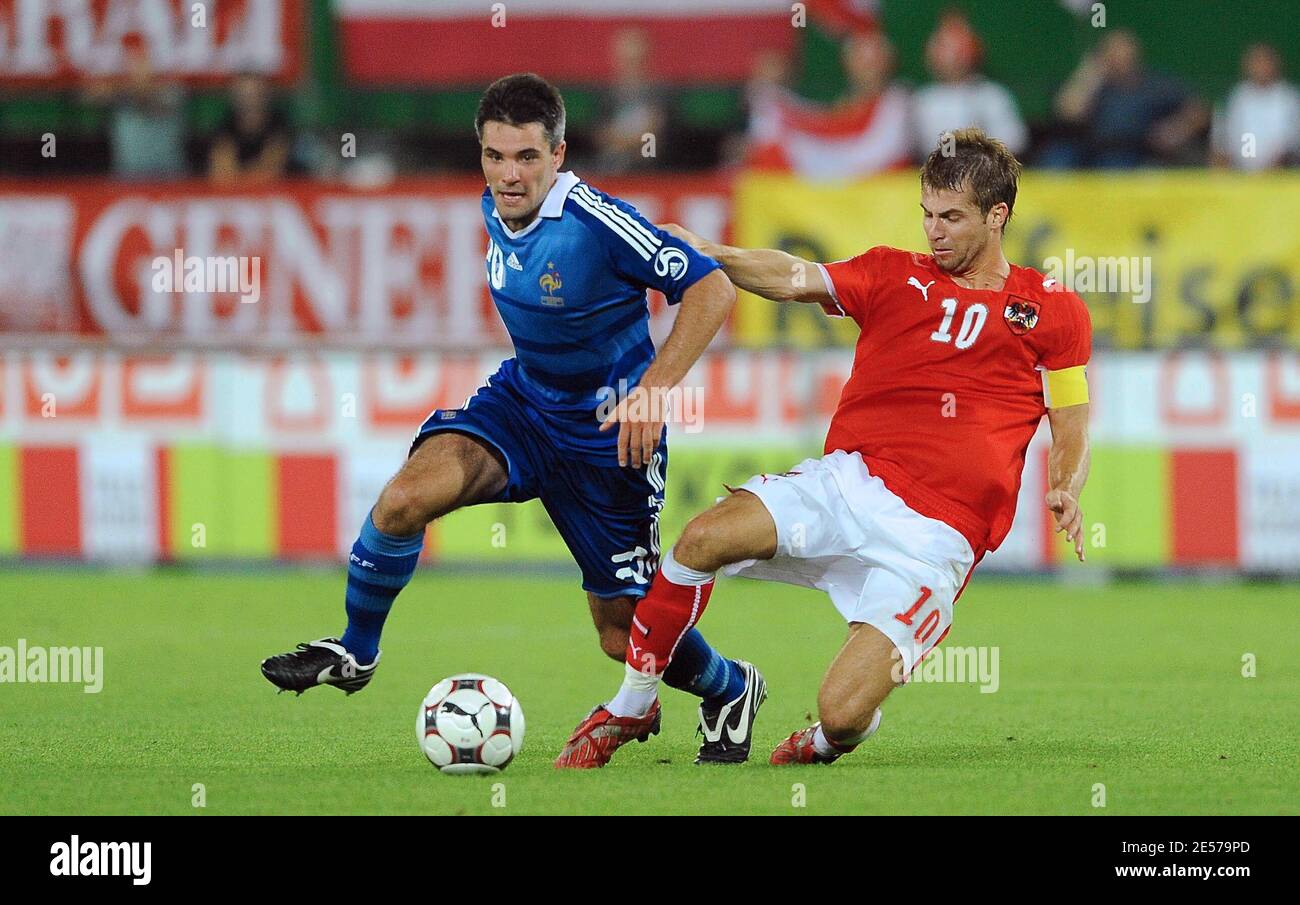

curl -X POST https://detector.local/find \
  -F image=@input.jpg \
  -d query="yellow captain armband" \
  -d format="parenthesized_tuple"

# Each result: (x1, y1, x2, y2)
(1044, 365, 1089, 408)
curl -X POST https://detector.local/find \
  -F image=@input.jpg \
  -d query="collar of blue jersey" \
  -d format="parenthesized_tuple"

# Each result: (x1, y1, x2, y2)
(491, 171, 581, 239)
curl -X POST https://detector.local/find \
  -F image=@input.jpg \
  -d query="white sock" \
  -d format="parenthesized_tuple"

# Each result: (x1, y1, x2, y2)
(659, 547, 715, 586)
(607, 663, 660, 718)
(813, 708, 882, 756)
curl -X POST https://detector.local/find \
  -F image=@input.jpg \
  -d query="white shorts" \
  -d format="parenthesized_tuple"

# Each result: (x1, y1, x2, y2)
(722, 450, 975, 678)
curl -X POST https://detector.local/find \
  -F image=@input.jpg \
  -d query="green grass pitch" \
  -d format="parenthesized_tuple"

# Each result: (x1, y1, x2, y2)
(1, 568, 1296, 815)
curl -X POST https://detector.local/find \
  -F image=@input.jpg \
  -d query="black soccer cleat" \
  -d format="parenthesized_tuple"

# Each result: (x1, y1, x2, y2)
(260, 638, 379, 695)
(695, 660, 767, 764)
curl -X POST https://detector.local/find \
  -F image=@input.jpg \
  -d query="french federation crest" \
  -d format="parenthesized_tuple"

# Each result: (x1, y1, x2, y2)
(1003, 296, 1041, 335)
(539, 262, 564, 307)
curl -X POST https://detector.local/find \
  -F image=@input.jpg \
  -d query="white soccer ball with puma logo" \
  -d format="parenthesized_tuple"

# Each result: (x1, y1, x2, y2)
(418, 674, 525, 774)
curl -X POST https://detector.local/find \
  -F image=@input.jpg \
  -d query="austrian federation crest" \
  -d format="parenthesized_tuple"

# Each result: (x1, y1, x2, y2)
(1003, 296, 1041, 335)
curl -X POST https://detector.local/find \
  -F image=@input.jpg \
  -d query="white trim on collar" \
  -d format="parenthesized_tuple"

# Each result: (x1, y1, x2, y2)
(491, 171, 580, 239)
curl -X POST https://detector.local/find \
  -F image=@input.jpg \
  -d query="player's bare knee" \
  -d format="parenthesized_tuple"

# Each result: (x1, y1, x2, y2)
(674, 513, 726, 573)
(373, 479, 432, 537)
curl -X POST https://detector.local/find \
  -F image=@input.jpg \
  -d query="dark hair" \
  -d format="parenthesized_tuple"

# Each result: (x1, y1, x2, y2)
(920, 127, 1022, 230)
(475, 73, 566, 149)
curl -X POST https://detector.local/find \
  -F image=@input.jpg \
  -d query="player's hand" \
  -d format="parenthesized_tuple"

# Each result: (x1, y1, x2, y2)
(599, 384, 666, 469)
(660, 222, 705, 251)
(1046, 488, 1086, 562)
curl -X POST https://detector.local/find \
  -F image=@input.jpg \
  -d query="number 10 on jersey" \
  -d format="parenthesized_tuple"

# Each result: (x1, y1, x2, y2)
(930, 298, 988, 350)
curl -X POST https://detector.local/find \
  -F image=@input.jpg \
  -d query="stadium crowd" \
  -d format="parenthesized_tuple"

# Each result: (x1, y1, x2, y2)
(733, 8, 1294, 178)
(4, 5, 1295, 182)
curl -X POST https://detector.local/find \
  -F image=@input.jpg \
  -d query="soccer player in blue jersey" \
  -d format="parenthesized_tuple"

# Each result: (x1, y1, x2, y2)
(262, 74, 767, 764)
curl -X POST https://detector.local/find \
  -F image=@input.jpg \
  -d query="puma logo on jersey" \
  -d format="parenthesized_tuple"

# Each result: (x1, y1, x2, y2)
(907, 276, 936, 301)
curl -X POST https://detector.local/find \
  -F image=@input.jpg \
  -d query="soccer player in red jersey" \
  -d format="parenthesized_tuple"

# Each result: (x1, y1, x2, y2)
(556, 128, 1092, 768)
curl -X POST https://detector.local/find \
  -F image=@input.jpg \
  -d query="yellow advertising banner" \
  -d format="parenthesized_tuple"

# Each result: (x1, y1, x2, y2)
(733, 171, 1300, 349)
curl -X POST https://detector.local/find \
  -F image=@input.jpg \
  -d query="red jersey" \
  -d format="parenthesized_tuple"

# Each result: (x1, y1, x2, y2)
(816, 246, 1092, 558)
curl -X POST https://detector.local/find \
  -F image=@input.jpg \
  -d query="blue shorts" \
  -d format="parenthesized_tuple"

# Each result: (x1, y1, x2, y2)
(410, 373, 666, 599)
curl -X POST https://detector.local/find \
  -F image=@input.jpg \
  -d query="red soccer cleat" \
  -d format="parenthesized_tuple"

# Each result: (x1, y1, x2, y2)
(554, 700, 662, 769)
(770, 724, 845, 765)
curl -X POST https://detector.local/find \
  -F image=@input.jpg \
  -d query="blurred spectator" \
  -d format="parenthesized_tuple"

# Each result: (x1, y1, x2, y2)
(592, 28, 669, 173)
(208, 74, 292, 185)
(720, 49, 792, 169)
(912, 10, 1027, 158)
(82, 47, 187, 179)
(742, 30, 910, 181)
(1213, 43, 1299, 170)
(1051, 29, 1210, 167)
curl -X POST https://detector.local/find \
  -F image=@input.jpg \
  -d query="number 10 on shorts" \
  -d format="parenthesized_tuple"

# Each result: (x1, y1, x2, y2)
(894, 586, 941, 644)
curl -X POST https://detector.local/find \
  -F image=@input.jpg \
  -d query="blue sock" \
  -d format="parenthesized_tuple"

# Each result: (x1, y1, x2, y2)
(339, 511, 424, 665)
(662, 628, 746, 705)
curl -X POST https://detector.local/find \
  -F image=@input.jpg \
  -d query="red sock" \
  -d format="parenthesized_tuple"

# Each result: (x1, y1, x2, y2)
(625, 572, 714, 676)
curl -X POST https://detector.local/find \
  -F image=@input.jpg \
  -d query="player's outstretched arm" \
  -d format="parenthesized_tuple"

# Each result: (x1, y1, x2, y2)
(661, 223, 831, 305)
(600, 268, 736, 468)
(1046, 402, 1091, 562)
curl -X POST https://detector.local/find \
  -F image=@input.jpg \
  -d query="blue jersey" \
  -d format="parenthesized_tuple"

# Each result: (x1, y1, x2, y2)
(480, 171, 721, 462)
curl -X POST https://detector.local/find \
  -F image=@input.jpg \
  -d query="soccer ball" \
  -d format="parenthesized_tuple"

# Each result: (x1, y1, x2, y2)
(417, 674, 525, 774)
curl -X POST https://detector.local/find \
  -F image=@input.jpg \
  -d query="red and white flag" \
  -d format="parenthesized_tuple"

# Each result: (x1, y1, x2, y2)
(335, 0, 795, 85)
(745, 84, 913, 180)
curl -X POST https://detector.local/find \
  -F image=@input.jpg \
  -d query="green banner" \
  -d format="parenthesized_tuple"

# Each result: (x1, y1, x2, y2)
(0, 445, 16, 556)
(171, 446, 276, 558)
